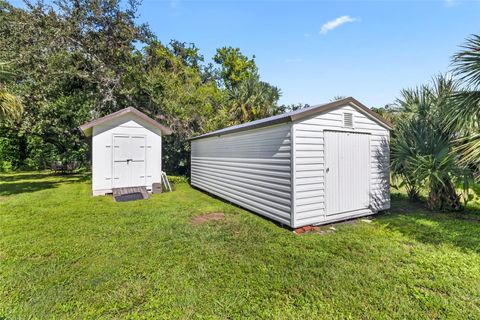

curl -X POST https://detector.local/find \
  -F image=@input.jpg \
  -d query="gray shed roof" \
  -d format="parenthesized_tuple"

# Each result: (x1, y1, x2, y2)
(80, 107, 172, 137)
(190, 97, 392, 141)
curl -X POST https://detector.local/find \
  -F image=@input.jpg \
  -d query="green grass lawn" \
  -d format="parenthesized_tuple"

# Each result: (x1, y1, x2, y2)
(1, 172, 479, 319)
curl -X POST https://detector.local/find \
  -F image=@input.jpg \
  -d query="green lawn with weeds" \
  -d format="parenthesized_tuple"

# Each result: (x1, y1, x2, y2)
(1, 172, 479, 319)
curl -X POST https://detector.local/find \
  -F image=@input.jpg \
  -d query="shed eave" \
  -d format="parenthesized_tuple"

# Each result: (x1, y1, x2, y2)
(189, 116, 292, 141)
(79, 107, 172, 137)
(290, 98, 393, 130)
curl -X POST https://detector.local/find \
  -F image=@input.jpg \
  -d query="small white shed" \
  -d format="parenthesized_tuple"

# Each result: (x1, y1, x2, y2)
(80, 107, 172, 196)
(190, 97, 392, 228)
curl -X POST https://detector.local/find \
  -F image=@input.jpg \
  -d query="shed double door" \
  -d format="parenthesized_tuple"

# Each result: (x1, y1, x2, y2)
(112, 135, 146, 188)
(324, 131, 370, 216)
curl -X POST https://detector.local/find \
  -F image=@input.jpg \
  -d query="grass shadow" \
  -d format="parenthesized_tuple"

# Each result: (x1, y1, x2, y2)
(0, 172, 55, 182)
(0, 172, 90, 196)
(377, 196, 480, 253)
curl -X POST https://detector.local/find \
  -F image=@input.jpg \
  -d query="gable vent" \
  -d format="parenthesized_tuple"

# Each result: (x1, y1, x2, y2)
(343, 112, 354, 128)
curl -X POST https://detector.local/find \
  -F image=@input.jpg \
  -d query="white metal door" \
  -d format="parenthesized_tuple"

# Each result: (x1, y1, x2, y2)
(325, 131, 370, 216)
(112, 135, 146, 188)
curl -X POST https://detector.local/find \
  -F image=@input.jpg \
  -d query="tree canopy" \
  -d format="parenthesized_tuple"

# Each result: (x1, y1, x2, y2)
(0, 0, 283, 173)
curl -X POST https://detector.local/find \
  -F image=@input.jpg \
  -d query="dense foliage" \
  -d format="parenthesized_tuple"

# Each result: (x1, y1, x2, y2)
(0, 0, 283, 174)
(390, 76, 473, 210)
(386, 34, 480, 211)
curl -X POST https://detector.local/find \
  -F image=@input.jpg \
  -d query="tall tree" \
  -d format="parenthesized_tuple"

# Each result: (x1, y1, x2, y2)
(134, 42, 226, 174)
(169, 40, 203, 71)
(213, 47, 257, 89)
(0, 0, 153, 167)
(226, 76, 280, 123)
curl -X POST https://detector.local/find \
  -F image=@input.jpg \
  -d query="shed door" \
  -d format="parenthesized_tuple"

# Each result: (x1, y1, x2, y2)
(324, 131, 370, 216)
(113, 135, 146, 188)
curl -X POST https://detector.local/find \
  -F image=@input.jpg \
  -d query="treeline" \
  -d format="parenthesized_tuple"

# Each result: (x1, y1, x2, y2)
(0, 0, 294, 174)
(1, 0, 479, 212)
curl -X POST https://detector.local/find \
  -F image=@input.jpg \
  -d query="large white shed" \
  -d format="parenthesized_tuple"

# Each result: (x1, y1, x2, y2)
(190, 97, 391, 228)
(80, 107, 172, 196)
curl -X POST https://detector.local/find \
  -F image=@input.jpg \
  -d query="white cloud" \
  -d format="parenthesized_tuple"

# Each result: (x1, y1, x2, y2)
(304, 33, 311, 39)
(320, 15, 358, 35)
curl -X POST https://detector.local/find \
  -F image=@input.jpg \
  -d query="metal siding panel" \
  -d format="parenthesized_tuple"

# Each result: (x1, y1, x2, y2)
(192, 171, 291, 206)
(370, 132, 390, 211)
(191, 168, 291, 192)
(191, 123, 293, 226)
(192, 180, 291, 224)
(290, 124, 297, 227)
(191, 165, 291, 186)
(192, 162, 291, 178)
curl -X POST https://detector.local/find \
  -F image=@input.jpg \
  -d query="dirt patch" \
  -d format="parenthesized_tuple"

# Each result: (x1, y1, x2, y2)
(294, 217, 371, 235)
(190, 212, 225, 225)
(295, 226, 335, 235)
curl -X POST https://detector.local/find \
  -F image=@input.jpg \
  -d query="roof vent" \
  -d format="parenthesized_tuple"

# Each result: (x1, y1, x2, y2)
(343, 112, 354, 128)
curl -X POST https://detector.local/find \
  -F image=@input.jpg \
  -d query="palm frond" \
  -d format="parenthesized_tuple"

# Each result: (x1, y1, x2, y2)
(0, 89, 23, 120)
(449, 35, 480, 168)
(447, 90, 480, 130)
(454, 132, 480, 169)
(452, 34, 480, 88)
(0, 61, 15, 82)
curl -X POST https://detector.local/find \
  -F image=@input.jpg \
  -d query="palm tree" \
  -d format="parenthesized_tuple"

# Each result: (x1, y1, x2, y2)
(391, 75, 471, 210)
(451, 35, 480, 169)
(227, 76, 280, 123)
(0, 61, 23, 121)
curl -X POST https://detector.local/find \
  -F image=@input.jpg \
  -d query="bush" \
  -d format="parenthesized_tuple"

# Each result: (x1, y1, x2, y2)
(0, 136, 20, 170)
(0, 160, 13, 172)
(167, 175, 189, 184)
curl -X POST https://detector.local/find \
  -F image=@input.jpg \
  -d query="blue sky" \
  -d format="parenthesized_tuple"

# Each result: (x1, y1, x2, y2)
(11, 0, 480, 107)
(137, 0, 479, 107)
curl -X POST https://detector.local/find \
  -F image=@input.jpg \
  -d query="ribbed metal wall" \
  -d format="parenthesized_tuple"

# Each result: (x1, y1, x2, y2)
(191, 123, 293, 226)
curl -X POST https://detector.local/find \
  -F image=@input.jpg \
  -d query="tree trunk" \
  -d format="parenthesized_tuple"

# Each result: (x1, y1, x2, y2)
(427, 178, 461, 211)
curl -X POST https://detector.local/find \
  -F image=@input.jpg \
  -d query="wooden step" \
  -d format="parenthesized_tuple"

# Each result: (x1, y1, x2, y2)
(112, 186, 149, 202)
